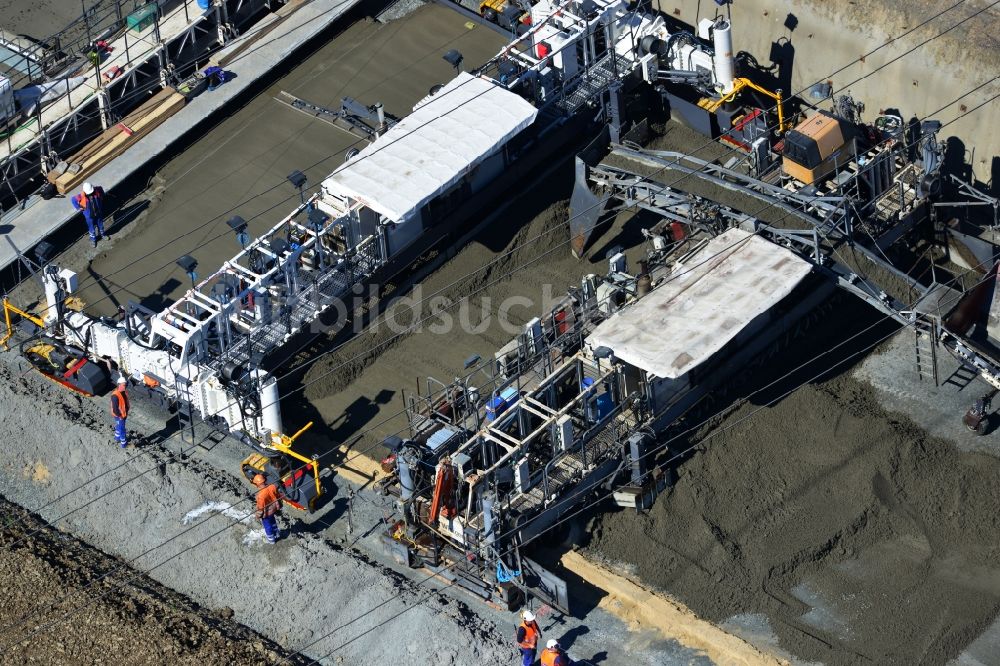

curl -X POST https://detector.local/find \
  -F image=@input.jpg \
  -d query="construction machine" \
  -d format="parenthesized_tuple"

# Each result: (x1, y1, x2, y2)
(240, 421, 323, 512)
(2, 265, 111, 396)
(781, 111, 858, 185)
(479, 0, 531, 31)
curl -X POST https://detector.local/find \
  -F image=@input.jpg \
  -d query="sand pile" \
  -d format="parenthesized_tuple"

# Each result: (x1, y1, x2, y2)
(586, 367, 1000, 664)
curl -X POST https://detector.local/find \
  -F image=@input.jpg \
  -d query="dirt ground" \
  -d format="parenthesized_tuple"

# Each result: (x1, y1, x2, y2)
(0, 496, 299, 665)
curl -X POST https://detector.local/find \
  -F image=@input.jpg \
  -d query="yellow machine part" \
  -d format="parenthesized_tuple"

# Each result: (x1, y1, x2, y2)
(781, 113, 854, 185)
(1, 298, 44, 351)
(479, 0, 508, 13)
(241, 421, 322, 511)
(26, 343, 56, 361)
(698, 77, 790, 134)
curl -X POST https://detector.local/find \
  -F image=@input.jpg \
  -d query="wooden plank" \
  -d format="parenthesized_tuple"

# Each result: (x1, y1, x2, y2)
(59, 89, 173, 169)
(56, 91, 186, 194)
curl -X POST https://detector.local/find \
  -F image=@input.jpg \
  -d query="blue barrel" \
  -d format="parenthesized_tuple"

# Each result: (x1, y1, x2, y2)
(594, 393, 614, 419)
(197, 0, 211, 9)
(486, 396, 507, 421)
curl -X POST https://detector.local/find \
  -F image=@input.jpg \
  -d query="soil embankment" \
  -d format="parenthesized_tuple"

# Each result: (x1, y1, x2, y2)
(0, 496, 301, 665)
(586, 345, 1000, 664)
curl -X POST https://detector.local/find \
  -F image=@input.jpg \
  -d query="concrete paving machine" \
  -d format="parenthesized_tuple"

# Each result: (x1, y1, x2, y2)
(240, 422, 323, 512)
(377, 205, 832, 611)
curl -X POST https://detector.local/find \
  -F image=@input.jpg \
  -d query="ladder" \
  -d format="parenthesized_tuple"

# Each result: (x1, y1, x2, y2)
(914, 315, 939, 385)
(174, 356, 197, 445)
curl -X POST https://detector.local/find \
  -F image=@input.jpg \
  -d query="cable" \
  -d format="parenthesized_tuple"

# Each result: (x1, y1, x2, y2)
(6, 58, 992, 586)
(0, 0, 986, 577)
(2, 143, 990, 654)
(0, 185, 983, 657)
(5, 63, 992, 597)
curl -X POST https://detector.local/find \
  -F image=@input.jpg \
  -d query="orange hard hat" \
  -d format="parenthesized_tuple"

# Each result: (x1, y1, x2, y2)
(252, 474, 265, 486)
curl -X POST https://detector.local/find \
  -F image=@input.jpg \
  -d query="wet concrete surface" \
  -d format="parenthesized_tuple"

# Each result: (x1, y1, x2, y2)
(75, 4, 504, 317)
(0, 0, 82, 38)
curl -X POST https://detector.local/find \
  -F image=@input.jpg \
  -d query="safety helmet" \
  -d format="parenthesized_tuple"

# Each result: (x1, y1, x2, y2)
(117, 375, 128, 385)
(82, 182, 94, 195)
(252, 474, 265, 486)
(546, 639, 559, 649)
(522, 610, 535, 622)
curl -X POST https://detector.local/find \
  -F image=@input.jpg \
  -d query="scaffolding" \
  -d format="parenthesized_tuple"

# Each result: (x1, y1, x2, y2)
(0, 0, 270, 209)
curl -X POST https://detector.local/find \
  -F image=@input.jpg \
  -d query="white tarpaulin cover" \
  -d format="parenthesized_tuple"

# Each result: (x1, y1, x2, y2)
(322, 72, 537, 223)
(586, 228, 812, 379)
(13, 77, 87, 116)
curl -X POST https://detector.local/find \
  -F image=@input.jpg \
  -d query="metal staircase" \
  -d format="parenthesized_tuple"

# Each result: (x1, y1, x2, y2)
(914, 315, 939, 385)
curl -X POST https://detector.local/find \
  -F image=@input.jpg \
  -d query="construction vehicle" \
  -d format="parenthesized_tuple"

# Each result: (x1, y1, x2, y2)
(479, 0, 531, 31)
(696, 76, 790, 148)
(240, 422, 323, 512)
(2, 264, 110, 396)
(780, 111, 857, 185)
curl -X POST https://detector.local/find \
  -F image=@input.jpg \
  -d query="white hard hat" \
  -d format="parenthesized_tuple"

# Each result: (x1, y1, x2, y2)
(117, 375, 128, 385)
(521, 610, 535, 622)
(546, 639, 559, 649)
(82, 182, 94, 194)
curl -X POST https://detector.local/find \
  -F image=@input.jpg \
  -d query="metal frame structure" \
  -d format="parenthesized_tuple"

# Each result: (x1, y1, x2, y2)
(380, 214, 832, 610)
(0, 0, 270, 209)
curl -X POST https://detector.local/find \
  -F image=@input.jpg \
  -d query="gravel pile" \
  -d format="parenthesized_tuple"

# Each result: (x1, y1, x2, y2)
(0, 497, 301, 665)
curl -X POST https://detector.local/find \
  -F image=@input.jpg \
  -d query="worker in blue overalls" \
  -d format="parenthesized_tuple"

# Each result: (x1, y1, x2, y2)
(71, 182, 106, 247)
(110, 375, 130, 448)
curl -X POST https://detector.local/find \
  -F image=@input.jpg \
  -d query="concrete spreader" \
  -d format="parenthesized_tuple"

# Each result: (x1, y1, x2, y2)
(73, 4, 505, 318)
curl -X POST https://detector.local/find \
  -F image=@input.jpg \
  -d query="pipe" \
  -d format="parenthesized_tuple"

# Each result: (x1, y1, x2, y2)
(712, 18, 735, 93)
(257, 370, 282, 435)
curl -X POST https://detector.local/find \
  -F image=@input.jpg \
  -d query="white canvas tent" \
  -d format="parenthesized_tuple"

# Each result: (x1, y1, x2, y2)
(586, 228, 813, 379)
(322, 72, 538, 224)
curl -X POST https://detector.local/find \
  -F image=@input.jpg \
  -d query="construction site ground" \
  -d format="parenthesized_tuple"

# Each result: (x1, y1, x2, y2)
(4, 0, 1000, 665)
(0, 495, 302, 665)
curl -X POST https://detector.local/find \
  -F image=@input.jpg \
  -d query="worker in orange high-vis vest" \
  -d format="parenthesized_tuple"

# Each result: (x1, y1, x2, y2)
(540, 639, 570, 666)
(253, 474, 283, 544)
(71, 182, 107, 247)
(110, 375, 129, 448)
(516, 609, 541, 666)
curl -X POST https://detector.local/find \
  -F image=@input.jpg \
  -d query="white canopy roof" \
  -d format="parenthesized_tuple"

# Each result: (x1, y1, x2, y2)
(322, 72, 538, 224)
(586, 228, 812, 379)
